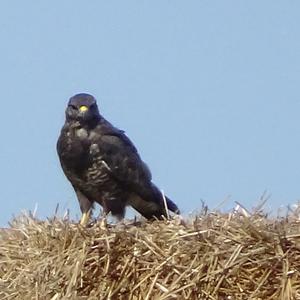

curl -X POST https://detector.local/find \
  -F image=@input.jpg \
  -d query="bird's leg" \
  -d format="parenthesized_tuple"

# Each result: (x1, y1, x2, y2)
(75, 189, 93, 226)
(97, 200, 110, 229)
(80, 210, 91, 226)
(99, 216, 107, 230)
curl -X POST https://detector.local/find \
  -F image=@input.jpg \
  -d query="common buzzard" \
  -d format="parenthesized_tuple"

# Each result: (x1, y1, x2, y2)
(57, 93, 180, 225)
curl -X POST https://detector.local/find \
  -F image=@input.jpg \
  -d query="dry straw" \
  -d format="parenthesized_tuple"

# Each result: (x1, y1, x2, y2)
(1, 206, 300, 299)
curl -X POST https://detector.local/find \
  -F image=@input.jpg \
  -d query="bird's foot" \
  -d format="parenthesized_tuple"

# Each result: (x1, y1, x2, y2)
(80, 211, 90, 226)
(99, 217, 107, 230)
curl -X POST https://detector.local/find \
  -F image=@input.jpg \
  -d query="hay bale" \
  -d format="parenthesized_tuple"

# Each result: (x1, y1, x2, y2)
(1, 211, 300, 299)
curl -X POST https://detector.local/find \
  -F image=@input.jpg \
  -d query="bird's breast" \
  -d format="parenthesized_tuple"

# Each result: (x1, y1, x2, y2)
(75, 128, 89, 139)
(58, 127, 91, 171)
(58, 124, 115, 188)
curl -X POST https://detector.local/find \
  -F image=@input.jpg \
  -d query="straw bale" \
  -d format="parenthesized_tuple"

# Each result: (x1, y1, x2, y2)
(1, 210, 300, 299)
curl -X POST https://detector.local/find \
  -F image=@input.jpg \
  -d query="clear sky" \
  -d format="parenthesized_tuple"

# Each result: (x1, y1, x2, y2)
(1, 1, 300, 226)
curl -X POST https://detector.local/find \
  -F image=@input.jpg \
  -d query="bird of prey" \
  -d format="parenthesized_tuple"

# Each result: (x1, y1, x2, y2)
(57, 93, 180, 225)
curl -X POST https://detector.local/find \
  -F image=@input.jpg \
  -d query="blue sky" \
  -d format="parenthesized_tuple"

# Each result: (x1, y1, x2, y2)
(1, 1, 300, 226)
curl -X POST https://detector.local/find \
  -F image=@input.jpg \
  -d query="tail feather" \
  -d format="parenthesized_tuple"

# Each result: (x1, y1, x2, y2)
(128, 187, 180, 220)
(164, 196, 180, 215)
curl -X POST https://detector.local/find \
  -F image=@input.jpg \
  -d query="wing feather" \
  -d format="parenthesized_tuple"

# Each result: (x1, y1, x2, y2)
(98, 130, 155, 201)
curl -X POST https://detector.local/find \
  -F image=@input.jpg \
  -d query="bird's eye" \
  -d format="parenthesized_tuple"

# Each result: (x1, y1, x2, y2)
(69, 104, 77, 110)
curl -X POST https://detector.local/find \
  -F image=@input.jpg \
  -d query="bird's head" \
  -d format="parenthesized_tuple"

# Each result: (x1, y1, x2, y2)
(66, 93, 101, 125)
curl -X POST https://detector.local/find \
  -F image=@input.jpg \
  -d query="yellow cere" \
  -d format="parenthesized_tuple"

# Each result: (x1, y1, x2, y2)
(79, 105, 88, 112)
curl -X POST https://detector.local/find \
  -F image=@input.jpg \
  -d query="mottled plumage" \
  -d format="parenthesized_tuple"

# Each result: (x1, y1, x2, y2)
(57, 93, 180, 224)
